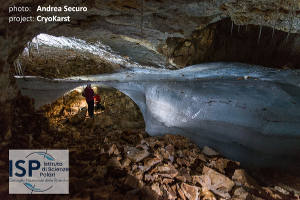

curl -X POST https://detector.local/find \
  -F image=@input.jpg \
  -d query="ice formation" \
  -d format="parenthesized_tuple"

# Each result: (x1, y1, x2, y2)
(15, 62, 300, 168)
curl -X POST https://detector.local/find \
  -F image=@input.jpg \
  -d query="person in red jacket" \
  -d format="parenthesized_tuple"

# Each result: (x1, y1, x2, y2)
(94, 93, 105, 111)
(82, 84, 95, 118)
(94, 93, 101, 110)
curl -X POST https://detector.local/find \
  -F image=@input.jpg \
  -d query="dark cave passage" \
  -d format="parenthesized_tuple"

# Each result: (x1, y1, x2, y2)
(161, 18, 300, 69)
(208, 18, 300, 68)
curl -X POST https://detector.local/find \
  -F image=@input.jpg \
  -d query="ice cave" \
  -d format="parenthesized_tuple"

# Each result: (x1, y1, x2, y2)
(1, 0, 300, 199)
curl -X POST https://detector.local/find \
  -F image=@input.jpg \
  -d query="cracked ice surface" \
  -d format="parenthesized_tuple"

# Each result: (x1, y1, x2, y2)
(15, 62, 300, 168)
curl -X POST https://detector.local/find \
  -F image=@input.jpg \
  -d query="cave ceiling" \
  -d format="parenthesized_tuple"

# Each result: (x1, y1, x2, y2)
(2, 0, 300, 70)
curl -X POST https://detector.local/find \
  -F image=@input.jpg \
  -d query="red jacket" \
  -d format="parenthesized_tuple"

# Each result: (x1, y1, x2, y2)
(83, 87, 94, 102)
(94, 94, 100, 103)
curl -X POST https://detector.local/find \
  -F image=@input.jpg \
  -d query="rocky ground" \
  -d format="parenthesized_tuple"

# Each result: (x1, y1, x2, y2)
(0, 90, 299, 200)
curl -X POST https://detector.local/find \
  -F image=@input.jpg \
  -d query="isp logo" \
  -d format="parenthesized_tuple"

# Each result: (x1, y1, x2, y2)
(9, 150, 69, 194)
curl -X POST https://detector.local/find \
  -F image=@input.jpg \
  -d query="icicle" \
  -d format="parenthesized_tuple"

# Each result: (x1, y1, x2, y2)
(271, 13, 276, 39)
(272, 6, 279, 39)
(231, 20, 234, 35)
(36, 37, 39, 54)
(286, 0, 296, 42)
(257, 14, 264, 44)
(257, 25, 262, 44)
(286, 31, 290, 41)
(272, 24, 276, 38)
(286, 11, 292, 41)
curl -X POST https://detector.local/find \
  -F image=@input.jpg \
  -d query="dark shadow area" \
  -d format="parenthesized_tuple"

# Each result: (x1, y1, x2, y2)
(161, 18, 300, 69)
(205, 18, 300, 69)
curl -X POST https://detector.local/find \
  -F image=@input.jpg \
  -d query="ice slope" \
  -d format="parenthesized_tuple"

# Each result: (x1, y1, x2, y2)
(15, 62, 300, 168)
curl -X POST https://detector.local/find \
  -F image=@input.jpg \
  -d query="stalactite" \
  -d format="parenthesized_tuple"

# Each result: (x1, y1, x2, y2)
(272, 23, 276, 38)
(257, 24, 262, 44)
(272, 14, 276, 38)
(257, 14, 264, 44)
(231, 20, 234, 35)
(245, 25, 248, 31)
(285, 12, 292, 41)
(272, 6, 280, 39)
(238, 25, 240, 33)
(285, 0, 296, 42)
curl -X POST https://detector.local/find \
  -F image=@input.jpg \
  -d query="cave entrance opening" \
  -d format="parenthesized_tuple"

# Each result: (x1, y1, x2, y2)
(38, 84, 146, 140)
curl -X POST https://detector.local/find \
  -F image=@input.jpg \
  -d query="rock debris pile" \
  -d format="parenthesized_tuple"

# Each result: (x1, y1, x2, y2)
(0, 91, 299, 200)
(94, 132, 298, 200)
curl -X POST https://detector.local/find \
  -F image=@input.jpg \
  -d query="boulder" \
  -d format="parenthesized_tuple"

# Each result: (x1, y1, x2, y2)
(107, 144, 120, 156)
(181, 183, 200, 200)
(152, 163, 178, 179)
(121, 158, 131, 168)
(201, 188, 217, 200)
(151, 183, 163, 197)
(142, 157, 162, 172)
(177, 184, 186, 200)
(195, 166, 234, 199)
(202, 146, 219, 156)
(162, 184, 177, 200)
(232, 187, 250, 200)
(232, 169, 257, 188)
(126, 146, 150, 162)
(208, 158, 230, 174)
